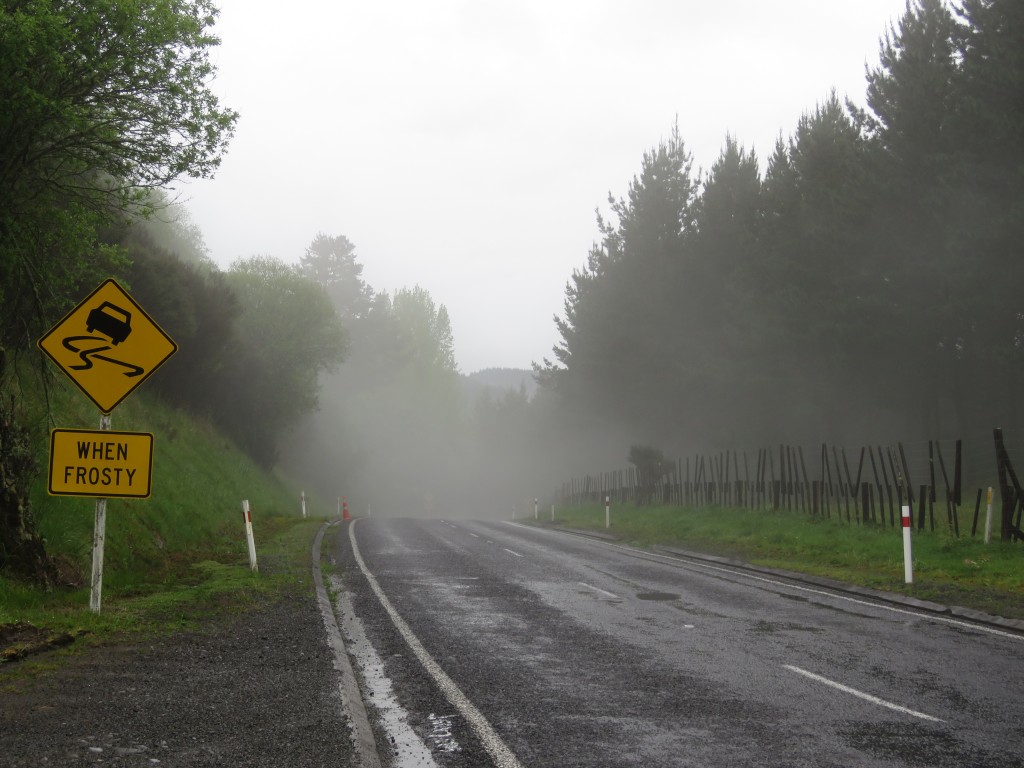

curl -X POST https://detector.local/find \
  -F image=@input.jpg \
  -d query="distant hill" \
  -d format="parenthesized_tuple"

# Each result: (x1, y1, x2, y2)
(461, 367, 538, 402)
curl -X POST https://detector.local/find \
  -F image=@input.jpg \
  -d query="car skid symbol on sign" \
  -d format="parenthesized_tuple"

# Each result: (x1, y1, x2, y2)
(86, 301, 132, 344)
(60, 336, 145, 377)
(59, 301, 145, 377)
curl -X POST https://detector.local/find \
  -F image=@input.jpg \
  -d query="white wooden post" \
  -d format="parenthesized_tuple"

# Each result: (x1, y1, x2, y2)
(534, 498, 538, 519)
(551, 504, 555, 522)
(901, 504, 913, 584)
(301, 491, 307, 519)
(89, 413, 112, 613)
(242, 499, 258, 572)
(605, 495, 610, 529)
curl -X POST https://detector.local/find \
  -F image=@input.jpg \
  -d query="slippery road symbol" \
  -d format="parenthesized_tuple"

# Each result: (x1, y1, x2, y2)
(37, 278, 178, 414)
(61, 301, 144, 377)
(60, 336, 145, 376)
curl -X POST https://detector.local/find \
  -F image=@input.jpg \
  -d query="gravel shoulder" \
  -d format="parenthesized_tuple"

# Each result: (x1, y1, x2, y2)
(0, 574, 357, 766)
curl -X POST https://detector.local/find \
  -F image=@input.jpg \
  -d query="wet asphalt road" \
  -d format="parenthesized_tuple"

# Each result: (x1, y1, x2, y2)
(332, 517, 1024, 768)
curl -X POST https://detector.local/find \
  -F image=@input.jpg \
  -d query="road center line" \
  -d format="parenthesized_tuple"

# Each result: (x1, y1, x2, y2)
(507, 523, 1023, 642)
(503, 548, 523, 557)
(784, 665, 943, 722)
(470, 533, 480, 538)
(578, 582, 621, 600)
(349, 519, 525, 768)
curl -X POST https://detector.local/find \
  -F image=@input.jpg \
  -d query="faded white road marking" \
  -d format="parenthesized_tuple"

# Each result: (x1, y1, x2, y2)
(578, 582, 621, 601)
(503, 548, 523, 557)
(350, 519, 525, 768)
(784, 665, 943, 722)
(470, 533, 480, 538)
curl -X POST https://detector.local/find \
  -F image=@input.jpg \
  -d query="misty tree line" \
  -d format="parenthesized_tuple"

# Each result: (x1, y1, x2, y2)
(538, 0, 1024, 459)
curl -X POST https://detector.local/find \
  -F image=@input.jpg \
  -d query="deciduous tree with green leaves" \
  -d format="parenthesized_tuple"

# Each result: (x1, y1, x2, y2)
(0, 0, 237, 342)
(216, 256, 347, 466)
(0, 0, 236, 578)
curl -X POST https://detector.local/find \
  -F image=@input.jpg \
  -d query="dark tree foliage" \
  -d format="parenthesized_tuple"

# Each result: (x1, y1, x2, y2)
(861, 0, 1024, 433)
(115, 226, 240, 414)
(543, 0, 1024, 453)
(540, 126, 699, 444)
(215, 257, 346, 466)
(0, 364, 50, 582)
(0, 0, 237, 347)
(299, 233, 373, 323)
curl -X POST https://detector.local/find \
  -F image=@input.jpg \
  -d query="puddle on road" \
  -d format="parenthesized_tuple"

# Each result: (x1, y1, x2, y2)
(331, 576, 460, 767)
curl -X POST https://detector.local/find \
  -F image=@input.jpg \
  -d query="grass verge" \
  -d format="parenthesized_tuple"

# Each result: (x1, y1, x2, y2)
(537, 503, 1024, 620)
(0, 516, 333, 681)
(1, 364, 340, 678)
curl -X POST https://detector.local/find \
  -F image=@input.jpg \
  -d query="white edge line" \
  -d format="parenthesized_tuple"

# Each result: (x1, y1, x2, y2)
(349, 518, 525, 768)
(784, 665, 944, 723)
(506, 523, 1023, 642)
(503, 548, 523, 557)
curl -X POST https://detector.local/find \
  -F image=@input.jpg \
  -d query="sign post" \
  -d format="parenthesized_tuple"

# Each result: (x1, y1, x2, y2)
(89, 415, 111, 612)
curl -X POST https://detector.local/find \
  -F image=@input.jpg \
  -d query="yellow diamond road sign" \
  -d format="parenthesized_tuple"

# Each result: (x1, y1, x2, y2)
(38, 279, 177, 413)
(48, 428, 154, 498)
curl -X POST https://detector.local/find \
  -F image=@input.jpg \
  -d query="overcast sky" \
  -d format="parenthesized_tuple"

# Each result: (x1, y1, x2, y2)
(183, 0, 910, 373)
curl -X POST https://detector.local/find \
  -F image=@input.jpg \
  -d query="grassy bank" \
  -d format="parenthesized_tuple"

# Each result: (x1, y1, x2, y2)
(539, 503, 1024, 620)
(1, 368, 336, 666)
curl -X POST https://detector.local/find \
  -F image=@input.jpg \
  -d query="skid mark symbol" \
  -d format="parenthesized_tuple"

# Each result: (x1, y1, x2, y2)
(61, 336, 145, 377)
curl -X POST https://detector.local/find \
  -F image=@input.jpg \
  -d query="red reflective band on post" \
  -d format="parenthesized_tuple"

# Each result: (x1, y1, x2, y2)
(902, 510, 911, 527)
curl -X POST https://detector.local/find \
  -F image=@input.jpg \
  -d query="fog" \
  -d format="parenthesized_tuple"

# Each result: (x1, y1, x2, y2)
(217, 0, 1021, 514)
(185, 0, 913, 374)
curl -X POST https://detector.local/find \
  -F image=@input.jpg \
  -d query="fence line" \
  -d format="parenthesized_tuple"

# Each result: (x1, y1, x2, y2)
(556, 430, 1024, 541)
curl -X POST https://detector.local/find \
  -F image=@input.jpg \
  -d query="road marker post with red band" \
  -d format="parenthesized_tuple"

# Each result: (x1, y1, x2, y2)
(301, 491, 307, 519)
(605, 495, 611, 529)
(901, 504, 913, 584)
(242, 499, 258, 572)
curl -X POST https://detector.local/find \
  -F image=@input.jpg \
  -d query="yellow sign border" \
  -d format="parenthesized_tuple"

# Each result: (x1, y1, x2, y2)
(48, 428, 155, 499)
